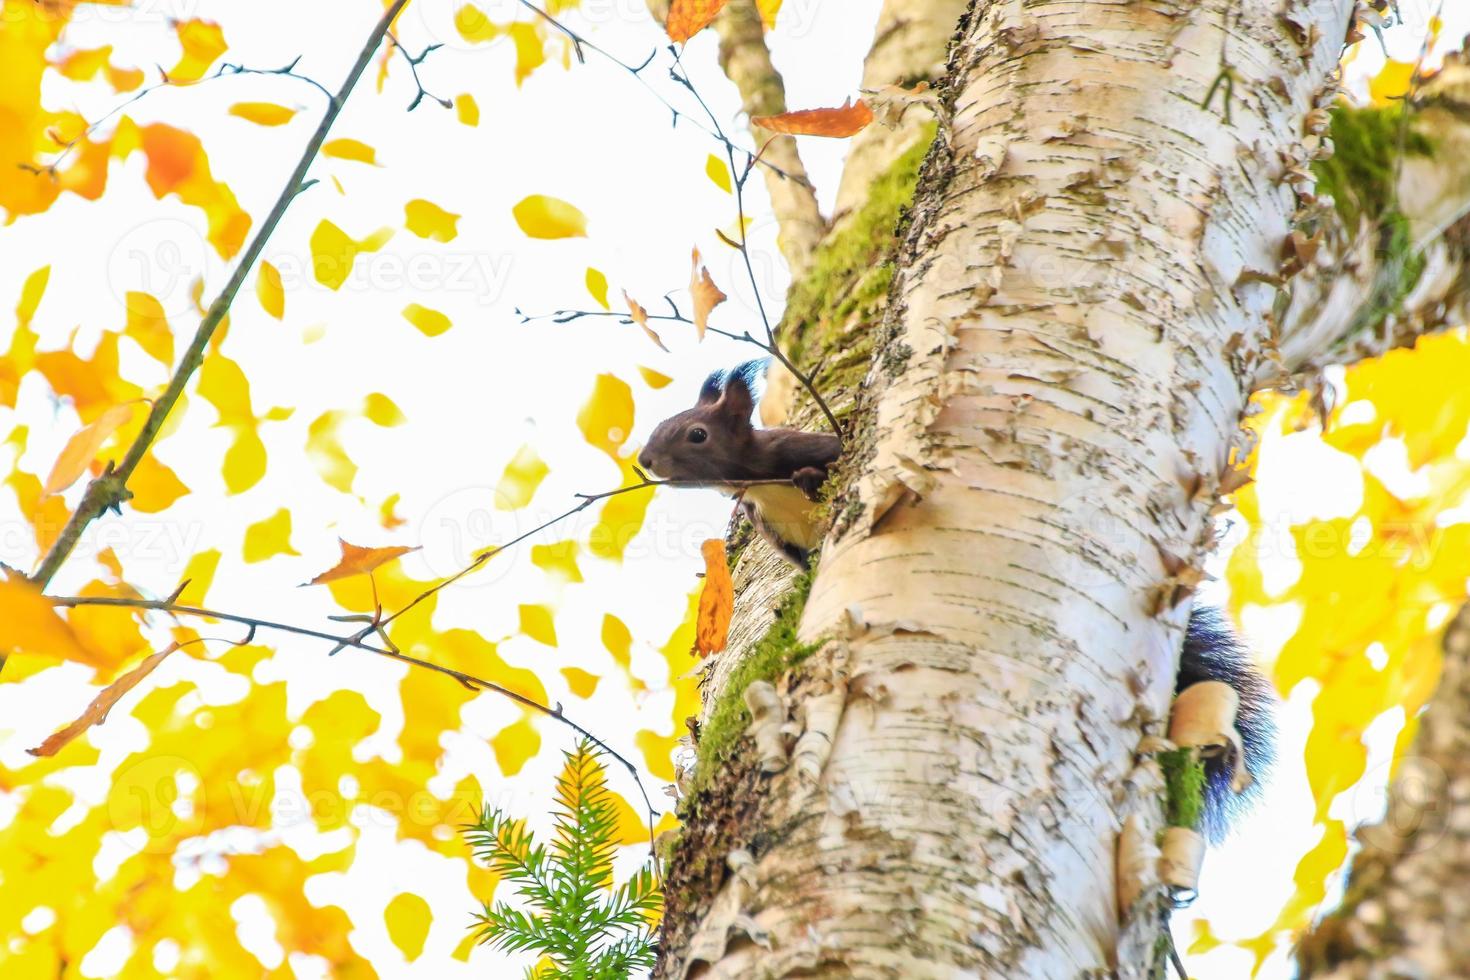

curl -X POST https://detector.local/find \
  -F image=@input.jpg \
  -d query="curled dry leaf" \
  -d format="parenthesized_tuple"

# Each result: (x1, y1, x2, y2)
(623, 290, 668, 352)
(305, 538, 419, 586)
(696, 538, 733, 657)
(43, 401, 142, 496)
(689, 248, 727, 342)
(666, 0, 730, 44)
(28, 642, 181, 757)
(752, 98, 875, 138)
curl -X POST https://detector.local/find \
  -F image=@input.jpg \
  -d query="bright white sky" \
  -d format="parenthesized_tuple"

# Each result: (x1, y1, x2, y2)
(0, 0, 1466, 977)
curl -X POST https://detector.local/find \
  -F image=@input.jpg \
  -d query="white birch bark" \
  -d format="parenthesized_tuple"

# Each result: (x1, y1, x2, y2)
(662, 0, 1356, 976)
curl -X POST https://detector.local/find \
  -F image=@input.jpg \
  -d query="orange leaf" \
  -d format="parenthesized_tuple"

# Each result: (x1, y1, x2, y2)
(689, 248, 727, 341)
(753, 98, 874, 138)
(667, 0, 730, 43)
(696, 539, 733, 656)
(305, 539, 418, 586)
(28, 643, 179, 757)
(624, 291, 668, 351)
(0, 579, 108, 668)
(43, 401, 140, 496)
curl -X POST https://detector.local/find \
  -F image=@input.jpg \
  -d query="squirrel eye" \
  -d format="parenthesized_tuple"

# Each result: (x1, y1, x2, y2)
(687, 426, 708, 444)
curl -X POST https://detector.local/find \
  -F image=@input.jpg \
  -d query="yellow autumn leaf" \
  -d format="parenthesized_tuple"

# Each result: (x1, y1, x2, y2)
(307, 410, 356, 492)
(455, 3, 500, 44)
(602, 614, 632, 669)
(577, 374, 634, 459)
(306, 539, 419, 586)
(256, 260, 285, 319)
(638, 366, 673, 389)
(512, 194, 587, 239)
(561, 667, 600, 699)
(363, 393, 406, 427)
(170, 18, 227, 82)
(228, 102, 298, 126)
(507, 22, 545, 85)
(223, 426, 267, 495)
(175, 549, 221, 606)
(492, 714, 541, 775)
(123, 290, 173, 363)
(0, 579, 107, 667)
(519, 603, 558, 647)
(585, 267, 610, 310)
(310, 220, 393, 290)
(243, 509, 300, 563)
(404, 199, 460, 242)
(1369, 59, 1416, 106)
(756, 0, 782, 29)
(129, 454, 190, 513)
(531, 541, 583, 584)
(455, 93, 480, 126)
(496, 444, 549, 510)
(402, 303, 452, 337)
(322, 138, 379, 164)
(43, 401, 140, 495)
(589, 455, 655, 562)
(705, 154, 732, 193)
(384, 893, 432, 962)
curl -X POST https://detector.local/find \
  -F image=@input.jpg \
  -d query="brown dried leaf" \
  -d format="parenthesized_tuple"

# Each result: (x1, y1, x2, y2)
(28, 643, 180, 756)
(696, 539, 733, 657)
(623, 291, 669, 352)
(305, 539, 419, 586)
(689, 248, 727, 342)
(752, 98, 874, 138)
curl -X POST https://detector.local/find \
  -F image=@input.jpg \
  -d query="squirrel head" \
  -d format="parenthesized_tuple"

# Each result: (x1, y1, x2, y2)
(638, 362, 762, 483)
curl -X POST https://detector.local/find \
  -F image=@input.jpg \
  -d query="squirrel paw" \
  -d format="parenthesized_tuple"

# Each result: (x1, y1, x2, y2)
(792, 466, 826, 501)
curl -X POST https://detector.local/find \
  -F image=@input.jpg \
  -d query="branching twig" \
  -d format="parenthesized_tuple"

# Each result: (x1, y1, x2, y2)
(31, 55, 336, 177)
(666, 53, 843, 439)
(48, 591, 666, 872)
(387, 31, 451, 111)
(24, 0, 413, 598)
(338, 474, 795, 652)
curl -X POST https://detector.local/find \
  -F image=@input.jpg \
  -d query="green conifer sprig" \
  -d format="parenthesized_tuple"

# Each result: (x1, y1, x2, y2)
(464, 740, 662, 978)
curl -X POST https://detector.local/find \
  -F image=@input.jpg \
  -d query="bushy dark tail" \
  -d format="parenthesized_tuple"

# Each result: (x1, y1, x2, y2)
(1178, 607, 1278, 843)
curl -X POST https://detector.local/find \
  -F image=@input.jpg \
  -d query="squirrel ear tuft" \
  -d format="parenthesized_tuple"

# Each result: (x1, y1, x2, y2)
(697, 369, 725, 406)
(718, 366, 756, 421)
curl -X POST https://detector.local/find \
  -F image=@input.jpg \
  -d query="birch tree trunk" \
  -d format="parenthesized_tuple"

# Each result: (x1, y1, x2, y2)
(659, 0, 1357, 976)
(1293, 608, 1470, 978)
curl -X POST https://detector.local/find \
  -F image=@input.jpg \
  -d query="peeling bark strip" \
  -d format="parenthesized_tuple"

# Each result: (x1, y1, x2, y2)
(660, 0, 1355, 976)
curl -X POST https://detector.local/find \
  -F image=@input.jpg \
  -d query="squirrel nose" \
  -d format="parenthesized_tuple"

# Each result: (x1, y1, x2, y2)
(637, 448, 654, 472)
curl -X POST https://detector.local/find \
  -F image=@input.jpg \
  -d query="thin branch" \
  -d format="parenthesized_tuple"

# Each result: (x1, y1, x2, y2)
(668, 54, 845, 439)
(33, 55, 335, 176)
(49, 592, 665, 867)
(25, 0, 412, 595)
(515, 0, 806, 185)
(342, 475, 795, 650)
(387, 31, 452, 111)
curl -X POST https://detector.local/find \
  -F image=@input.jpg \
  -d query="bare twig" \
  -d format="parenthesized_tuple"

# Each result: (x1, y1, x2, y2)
(24, 0, 413, 598)
(667, 53, 844, 439)
(49, 592, 666, 873)
(387, 31, 452, 111)
(32, 55, 336, 177)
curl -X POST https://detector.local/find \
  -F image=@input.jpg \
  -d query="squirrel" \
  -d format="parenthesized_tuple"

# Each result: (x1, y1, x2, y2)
(639, 361, 1276, 841)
